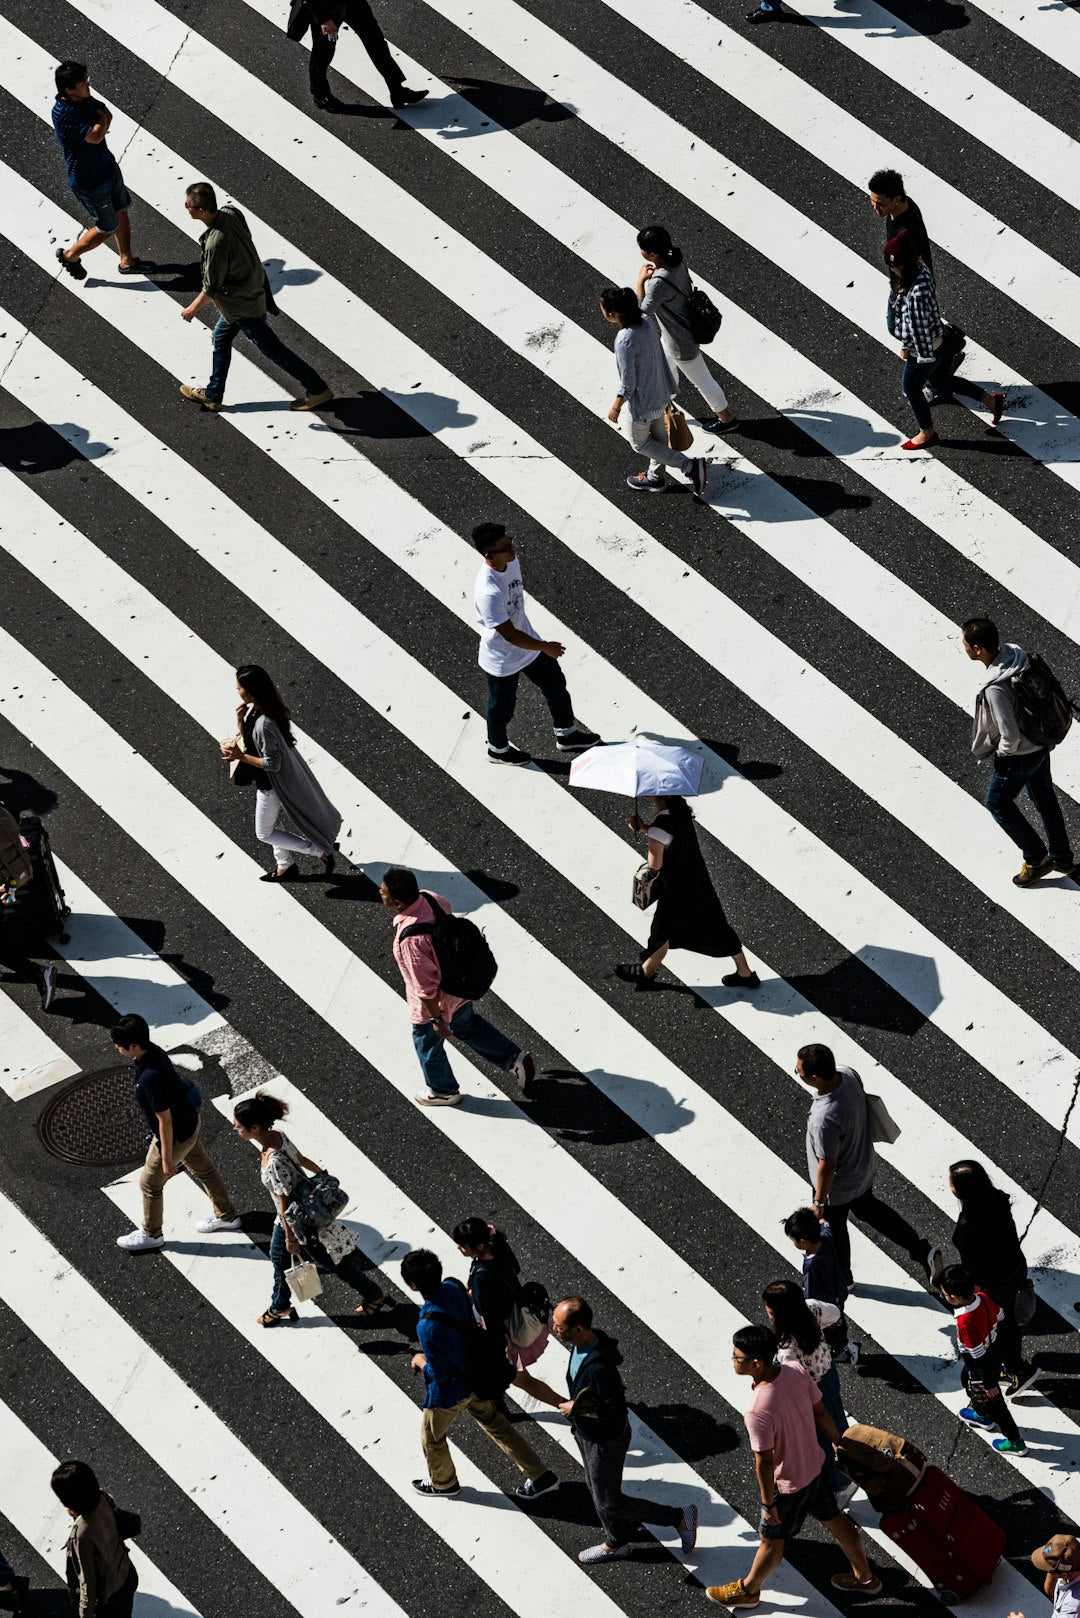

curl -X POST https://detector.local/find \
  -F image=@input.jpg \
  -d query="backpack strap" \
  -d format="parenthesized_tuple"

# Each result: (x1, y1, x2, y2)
(399, 892, 439, 942)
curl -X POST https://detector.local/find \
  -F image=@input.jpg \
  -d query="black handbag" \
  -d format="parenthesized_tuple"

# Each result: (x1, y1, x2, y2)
(632, 861, 661, 910)
(937, 320, 966, 360)
(230, 710, 258, 788)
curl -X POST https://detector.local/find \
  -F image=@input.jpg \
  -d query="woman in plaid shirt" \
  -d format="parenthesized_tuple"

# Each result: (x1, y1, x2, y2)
(885, 230, 1006, 451)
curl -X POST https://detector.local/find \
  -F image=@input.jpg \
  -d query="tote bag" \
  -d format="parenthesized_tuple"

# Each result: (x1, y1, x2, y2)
(665, 403, 693, 452)
(865, 1091, 901, 1145)
(286, 1258, 323, 1304)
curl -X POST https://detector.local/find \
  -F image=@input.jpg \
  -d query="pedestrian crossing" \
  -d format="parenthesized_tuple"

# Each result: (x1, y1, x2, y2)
(1, 0, 1078, 1612)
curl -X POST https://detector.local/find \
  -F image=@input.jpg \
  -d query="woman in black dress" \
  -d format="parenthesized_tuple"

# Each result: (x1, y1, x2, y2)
(615, 795, 759, 992)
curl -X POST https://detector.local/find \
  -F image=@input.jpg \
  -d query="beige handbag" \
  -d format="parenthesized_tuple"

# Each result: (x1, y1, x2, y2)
(286, 1257, 323, 1303)
(665, 403, 693, 452)
(632, 860, 662, 910)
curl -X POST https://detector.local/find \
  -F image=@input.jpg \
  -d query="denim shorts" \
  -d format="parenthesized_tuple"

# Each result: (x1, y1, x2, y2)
(71, 170, 132, 233)
(760, 1463, 839, 1541)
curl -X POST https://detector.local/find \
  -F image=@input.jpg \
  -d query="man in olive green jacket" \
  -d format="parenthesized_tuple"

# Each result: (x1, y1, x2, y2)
(178, 180, 332, 413)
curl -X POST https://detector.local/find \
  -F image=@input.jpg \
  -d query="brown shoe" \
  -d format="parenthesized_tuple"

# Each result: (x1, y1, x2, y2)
(1013, 854, 1054, 887)
(179, 384, 221, 412)
(291, 387, 333, 411)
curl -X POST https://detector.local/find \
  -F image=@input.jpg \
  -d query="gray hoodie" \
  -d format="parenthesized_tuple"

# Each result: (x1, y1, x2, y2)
(971, 644, 1040, 759)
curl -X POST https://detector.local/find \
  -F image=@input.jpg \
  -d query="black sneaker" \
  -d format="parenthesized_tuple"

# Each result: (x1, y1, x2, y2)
(615, 962, 657, 992)
(517, 1471, 560, 1501)
(555, 727, 601, 752)
(747, 4, 779, 18)
(690, 458, 710, 500)
(1050, 857, 1077, 876)
(699, 415, 740, 435)
(412, 1478, 461, 1497)
(1002, 1365, 1040, 1398)
(721, 970, 760, 990)
(313, 93, 341, 110)
(487, 744, 531, 765)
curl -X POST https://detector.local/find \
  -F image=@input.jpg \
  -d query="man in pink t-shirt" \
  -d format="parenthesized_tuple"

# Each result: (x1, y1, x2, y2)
(380, 866, 534, 1108)
(705, 1325, 881, 1610)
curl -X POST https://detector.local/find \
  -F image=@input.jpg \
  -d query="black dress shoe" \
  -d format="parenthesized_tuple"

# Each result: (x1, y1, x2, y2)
(313, 93, 341, 110)
(260, 863, 300, 883)
(390, 86, 428, 108)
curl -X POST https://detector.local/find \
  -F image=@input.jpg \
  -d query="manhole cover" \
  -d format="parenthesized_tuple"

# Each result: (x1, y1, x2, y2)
(37, 1065, 146, 1167)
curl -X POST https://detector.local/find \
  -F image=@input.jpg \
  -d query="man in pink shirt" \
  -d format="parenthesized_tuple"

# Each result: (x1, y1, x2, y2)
(706, 1324, 881, 1610)
(380, 867, 535, 1107)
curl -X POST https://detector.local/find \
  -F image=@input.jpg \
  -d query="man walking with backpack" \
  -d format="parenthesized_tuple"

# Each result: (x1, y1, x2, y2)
(380, 868, 535, 1106)
(402, 1248, 559, 1500)
(110, 1014, 241, 1251)
(963, 617, 1075, 886)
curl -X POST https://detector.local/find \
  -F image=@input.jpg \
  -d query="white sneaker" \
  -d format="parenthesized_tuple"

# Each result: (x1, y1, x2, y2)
(194, 1216, 242, 1233)
(415, 1092, 462, 1107)
(116, 1229, 165, 1252)
(511, 1051, 536, 1088)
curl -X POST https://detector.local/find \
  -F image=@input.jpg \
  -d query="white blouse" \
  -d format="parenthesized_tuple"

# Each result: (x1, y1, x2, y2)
(261, 1132, 357, 1267)
(776, 1299, 841, 1383)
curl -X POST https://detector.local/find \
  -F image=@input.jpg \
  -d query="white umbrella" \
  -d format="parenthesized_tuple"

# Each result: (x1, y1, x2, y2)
(568, 739, 704, 799)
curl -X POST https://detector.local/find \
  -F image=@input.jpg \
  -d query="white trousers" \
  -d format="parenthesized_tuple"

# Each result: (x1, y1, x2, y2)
(661, 331, 729, 415)
(254, 786, 325, 868)
(624, 411, 693, 479)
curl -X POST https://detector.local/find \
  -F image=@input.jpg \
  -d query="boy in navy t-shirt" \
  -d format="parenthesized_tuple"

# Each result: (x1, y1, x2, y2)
(784, 1207, 859, 1363)
(51, 59, 148, 279)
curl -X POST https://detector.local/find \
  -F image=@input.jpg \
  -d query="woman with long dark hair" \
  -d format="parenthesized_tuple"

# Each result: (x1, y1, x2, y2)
(949, 1160, 1037, 1394)
(885, 230, 1004, 452)
(50, 1460, 137, 1617)
(232, 1092, 392, 1326)
(635, 224, 738, 437)
(763, 1279, 852, 1499)
(599, 286, 710, 498)
(453, 1216, 553, 1401)
(221, 664, 341, 882)
(614, 795, 758, 992)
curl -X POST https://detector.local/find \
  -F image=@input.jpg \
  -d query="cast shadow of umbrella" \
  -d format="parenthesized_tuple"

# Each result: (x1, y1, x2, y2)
(786, 947, 941, 1037)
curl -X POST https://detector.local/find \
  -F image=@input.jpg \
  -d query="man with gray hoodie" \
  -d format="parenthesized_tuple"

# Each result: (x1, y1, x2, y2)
(963, 616, 1074, 886)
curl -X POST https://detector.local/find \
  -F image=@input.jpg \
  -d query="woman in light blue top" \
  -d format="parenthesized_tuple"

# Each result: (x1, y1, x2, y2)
(599, 286, 710, 500)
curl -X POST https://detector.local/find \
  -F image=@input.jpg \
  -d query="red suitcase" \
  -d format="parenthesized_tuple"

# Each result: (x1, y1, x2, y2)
(880, 1466, 1005, 1602)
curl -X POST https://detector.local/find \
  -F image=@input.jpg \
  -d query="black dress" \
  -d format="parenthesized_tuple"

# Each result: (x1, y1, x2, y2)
(646, 808, 741, 955)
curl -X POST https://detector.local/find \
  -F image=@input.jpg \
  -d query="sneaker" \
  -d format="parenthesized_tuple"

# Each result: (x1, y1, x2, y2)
(690, 458, 710, 499)
(831, 1571, 883, 1594)
(291, 387, 334, 411)
(555, 727, 601, 752)
(699, 415, 740, 435)
(312, 93, 341, 110)
(516, 1471, 559, 1501)
(195, 1215, 242, 1234)
(626, 470, 667, 493)
(1050, 857, 1077, 876)
(993, 1436, 1026, 1453)
(487, 744, 532, 765)
(578, 1543, 633, 1564)
(415, 1091, 462, 1107)
(1003, 1365, 1041, 1398)
(959, 1405, 994, 1429)
(412, 1478, 461, 1497)
(834, 1479, 859, 1510)
(746, 3, 778, 17)
(1013, 854, 1053, 887)
(678, 1501, 699, 1553)
(614, 962, 658, 992)
(833, 1339, 861, 1366)
(55, 246, 87, 280)
(705, 1580, 760, 1608)
(925, 1244, 945, 1287)
(38, 962, 57, 1011)
(721, 970, 760, 990)
(116, 1228, 165, 1252)
(511, 1051, 536, 1089)
(179, 384, 221, 412)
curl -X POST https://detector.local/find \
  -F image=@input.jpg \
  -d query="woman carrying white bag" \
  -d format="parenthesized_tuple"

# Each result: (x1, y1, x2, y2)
(232, 1092, 393, 1326)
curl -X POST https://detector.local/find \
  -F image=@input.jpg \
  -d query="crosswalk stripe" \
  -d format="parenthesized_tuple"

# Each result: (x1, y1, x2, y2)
(0, 1188, 409, 1616)
(937, 0, 1080, 84)
(0, 1396, 204, 1616)
(4, 308, 1079, 1165)
(0, 986, 80, 1100)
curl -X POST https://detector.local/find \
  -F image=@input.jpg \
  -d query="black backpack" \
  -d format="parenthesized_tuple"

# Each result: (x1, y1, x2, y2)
(687, 280, 722, 346)
(1010, 653, 1078, 750)
(400, 892, 498, 1001)
(427, 1282, 516, 1400)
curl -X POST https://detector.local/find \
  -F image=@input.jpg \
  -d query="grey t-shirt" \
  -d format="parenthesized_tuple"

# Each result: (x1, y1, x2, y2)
(805, 1067, 875, 1203)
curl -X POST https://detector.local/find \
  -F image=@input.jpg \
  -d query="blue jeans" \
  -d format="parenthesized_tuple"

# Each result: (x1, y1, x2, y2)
(268, 1219, 382, 1314)
(985, 749, 1072, 866)
(0, 1545, 15, 1582)
(411, 1000, 519, 1096)
(208, 314, 326, 404)
(486, 654, 575, 751)
(901, 355, 985, 431)
(815, 1363, 849, 1490)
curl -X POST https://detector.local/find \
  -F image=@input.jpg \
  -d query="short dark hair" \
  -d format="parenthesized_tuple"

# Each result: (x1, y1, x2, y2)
(185, 181, 218, 213)
(51, 1460, 101, 1516)
(55, 61, 88, 94)
(961, 617, 1000, 656)
(111, 1013, 150, 1049)
(400, 1248, 442, 1293)
(556, 1295, 593, 1331)
(797, 1043, 836, 1081)
(783, 1206, 823, 1243)
(382, 867, 419, 904)
(937, 1264, 975, 1300)
(471, 521, 507, 555)
(869, 168, 904, 199)
(732, 1323, 776, 1363)
(599, 286, 643, 326)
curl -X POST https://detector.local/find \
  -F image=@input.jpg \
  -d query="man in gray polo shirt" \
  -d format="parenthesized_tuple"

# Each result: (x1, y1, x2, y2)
(797, 1043, 940, 1289)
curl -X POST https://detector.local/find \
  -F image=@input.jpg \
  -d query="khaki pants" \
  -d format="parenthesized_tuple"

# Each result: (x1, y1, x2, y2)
(140, 1119, 236, 1238)
(422, 1395, 545, 1491)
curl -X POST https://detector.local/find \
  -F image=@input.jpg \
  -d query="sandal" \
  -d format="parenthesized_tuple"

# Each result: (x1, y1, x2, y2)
(356, 1294, 392, 1316)
(55, 246, 87, 281)
(614, 962, 657, 992)
(257, 1307, 298, 1326)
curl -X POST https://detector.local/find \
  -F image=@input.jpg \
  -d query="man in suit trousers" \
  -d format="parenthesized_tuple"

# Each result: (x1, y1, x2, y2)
(286, 0, 428, 112)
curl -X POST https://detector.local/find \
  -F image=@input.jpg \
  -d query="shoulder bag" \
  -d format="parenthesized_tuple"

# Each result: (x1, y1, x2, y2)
(228, 708, 259, 788)
(865, 1091, 901, 1145)
(285, 1165, 349, 1238)
(664, 402, 694, 453)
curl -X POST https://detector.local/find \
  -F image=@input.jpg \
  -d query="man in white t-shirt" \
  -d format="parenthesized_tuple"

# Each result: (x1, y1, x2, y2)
(471, 522, 599, 764)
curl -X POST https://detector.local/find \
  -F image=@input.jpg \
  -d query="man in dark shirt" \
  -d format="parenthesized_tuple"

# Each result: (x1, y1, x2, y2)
(51, 60, 149, 281)
(111, 1013, 240, 1252)
(869, 167, 935, 339)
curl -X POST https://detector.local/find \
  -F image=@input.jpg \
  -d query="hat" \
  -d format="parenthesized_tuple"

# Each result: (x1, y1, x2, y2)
(1032, 1535, 1078, 1573)
(883, 228, 919, 270)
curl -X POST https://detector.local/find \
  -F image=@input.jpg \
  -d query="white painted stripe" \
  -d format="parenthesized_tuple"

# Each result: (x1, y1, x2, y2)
(3, 302, 1078, 1169)
(1, 637, 1077, 1535)
(0, 1397, 203, 1616)
(0, 987, 80, 1100)
(0, 1191, 407, 1616)
(943, 0, 1080, 85)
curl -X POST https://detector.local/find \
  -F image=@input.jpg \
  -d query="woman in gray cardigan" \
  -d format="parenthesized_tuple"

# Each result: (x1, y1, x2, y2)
(600, 286, 710, 499)
(636, 224, 738, 436)
(222, 664, 342, 883)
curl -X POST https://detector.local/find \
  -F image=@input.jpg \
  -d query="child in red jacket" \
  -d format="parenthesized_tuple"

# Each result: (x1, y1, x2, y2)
(939, 1265, 1026, 1454)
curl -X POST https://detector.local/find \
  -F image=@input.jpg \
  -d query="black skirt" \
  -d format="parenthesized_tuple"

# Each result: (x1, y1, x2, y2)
(645, 811, 741, 957)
